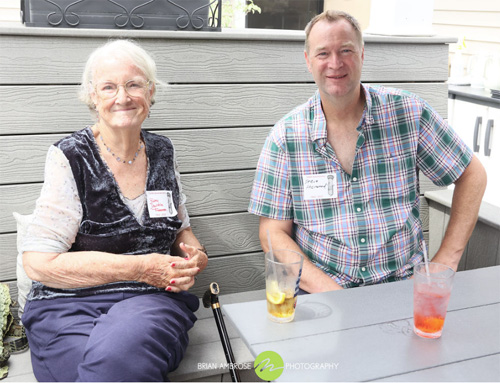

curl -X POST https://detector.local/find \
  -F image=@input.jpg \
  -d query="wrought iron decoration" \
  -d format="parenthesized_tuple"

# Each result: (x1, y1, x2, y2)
(27, 0, 220, 30)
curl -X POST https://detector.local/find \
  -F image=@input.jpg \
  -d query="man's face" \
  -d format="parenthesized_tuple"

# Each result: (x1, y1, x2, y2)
(305, 19, 364, 102)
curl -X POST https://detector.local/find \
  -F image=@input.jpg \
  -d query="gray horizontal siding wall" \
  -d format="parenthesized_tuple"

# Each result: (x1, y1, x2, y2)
(0, 27, 453, 299)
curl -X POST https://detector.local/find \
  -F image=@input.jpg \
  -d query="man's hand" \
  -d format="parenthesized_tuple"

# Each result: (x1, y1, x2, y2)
(259, 217, 343, 293)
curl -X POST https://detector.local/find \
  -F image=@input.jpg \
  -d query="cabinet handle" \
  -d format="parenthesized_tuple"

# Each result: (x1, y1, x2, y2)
(484, 119, 494, 157)
(473, 116, 482, 153)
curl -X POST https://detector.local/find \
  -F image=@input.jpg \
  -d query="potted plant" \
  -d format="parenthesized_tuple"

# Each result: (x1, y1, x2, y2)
(220, 0, 260, 28)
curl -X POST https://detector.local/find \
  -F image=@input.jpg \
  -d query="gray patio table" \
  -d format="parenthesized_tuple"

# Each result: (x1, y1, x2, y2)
(222, 265, 500, 381)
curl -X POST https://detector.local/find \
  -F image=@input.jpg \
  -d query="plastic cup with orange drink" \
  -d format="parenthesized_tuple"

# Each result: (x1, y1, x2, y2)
(413, 262, 455, 339)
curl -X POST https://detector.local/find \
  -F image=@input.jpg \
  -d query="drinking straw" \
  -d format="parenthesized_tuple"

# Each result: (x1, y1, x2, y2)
(266, 229, 278, 281)
(422, 239, 431, 279)
(267, 229, 274, 259)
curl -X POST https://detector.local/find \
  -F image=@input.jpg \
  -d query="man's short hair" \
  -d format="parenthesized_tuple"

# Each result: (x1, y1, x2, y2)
(304, 10, 364, 52)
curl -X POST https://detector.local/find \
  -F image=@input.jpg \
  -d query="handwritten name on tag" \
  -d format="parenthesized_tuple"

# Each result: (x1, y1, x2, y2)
(146, 191, 177, 218)
(303, 174, 337, 200)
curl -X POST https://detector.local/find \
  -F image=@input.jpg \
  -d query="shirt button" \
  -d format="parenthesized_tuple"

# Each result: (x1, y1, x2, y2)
(360, 238, 366, 243)
(352, 177, 358, 182)
(356, 207, 362, 212)
(361, 267, 366, 272)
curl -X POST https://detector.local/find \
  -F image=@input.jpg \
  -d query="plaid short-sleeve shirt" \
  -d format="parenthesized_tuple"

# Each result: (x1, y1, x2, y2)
(249, 84, 472, 288)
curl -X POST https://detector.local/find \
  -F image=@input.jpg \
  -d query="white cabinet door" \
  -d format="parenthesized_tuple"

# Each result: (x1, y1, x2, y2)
(449, 99, 487, 155)
(481, 106, 500, 205)
(448, 99, 500, 206)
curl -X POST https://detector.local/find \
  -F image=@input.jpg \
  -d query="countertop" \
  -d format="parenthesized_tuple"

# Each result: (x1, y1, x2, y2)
(449, 85, 500, 109)
(425, 189, 500, 230)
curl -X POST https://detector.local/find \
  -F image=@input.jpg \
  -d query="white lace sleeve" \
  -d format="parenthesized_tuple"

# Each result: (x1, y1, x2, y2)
(22, 145, 83, 254)
(173, 145, 191, 232)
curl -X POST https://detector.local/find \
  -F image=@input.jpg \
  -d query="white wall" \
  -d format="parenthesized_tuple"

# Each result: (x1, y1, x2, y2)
(0, 0, 21, 24)
(432, 0, 500, 74)
(323, 0, 500, 78)
(324, 0, 372, 30)
(432, 0, 500, 83)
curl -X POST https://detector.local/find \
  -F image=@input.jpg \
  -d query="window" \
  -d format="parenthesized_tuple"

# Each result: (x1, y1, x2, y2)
(246, 0, 324, 30)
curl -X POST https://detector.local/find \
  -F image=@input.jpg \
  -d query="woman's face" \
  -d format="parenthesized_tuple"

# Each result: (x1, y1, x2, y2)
(91, 56, 153, 132)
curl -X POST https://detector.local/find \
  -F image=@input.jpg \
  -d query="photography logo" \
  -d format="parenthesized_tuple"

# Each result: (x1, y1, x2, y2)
(254, 351, 284, 381)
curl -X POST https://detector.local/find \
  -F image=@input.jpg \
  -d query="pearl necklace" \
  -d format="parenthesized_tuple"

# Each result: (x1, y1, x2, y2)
(100, 135, 144, 165)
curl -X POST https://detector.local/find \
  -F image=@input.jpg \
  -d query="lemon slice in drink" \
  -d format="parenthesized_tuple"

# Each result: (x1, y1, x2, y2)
(267, 291, 286, 305)
(266, 281, 286, 305)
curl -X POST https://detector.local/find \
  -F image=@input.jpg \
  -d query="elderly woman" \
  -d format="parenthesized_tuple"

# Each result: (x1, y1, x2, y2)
(21, 39, 208, 382)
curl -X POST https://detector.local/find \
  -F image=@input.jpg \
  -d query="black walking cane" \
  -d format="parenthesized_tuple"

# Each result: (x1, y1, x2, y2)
(203, 282, 241, 382)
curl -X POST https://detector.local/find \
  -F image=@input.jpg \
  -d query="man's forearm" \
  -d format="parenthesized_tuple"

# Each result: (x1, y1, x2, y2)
(432, 156, 487, 269)
(260, 217, 343, 293)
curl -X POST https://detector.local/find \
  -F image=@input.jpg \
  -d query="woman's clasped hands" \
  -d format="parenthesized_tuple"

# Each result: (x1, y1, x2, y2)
(137, 242, 207, 293)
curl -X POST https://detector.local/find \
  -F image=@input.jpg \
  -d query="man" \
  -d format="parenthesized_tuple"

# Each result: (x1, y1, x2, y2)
(248, 10, 487, 293)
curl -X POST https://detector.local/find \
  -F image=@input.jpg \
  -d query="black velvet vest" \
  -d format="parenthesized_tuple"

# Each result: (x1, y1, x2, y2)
(28, 127, 184, 300)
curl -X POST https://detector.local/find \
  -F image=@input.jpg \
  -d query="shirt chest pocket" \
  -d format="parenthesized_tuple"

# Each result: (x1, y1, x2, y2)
(373, 154, 417, 200)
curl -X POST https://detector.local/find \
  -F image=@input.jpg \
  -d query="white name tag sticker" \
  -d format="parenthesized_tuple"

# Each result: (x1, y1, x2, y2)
(146, 191, 177, 218)
(303, 173, 337, 200)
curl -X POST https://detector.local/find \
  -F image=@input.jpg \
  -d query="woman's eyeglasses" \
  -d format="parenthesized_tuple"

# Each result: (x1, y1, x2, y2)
(94, 79, 151, 99)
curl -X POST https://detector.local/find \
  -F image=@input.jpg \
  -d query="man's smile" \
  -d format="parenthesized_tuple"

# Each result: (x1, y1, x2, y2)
(327, 74, 348, 80)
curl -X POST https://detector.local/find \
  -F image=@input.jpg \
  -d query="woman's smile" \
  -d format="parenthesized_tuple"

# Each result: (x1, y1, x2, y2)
(113, 107, 136, 112)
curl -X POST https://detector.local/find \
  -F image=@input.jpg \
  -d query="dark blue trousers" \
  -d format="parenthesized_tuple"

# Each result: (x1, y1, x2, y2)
(22, 292, 198, 382)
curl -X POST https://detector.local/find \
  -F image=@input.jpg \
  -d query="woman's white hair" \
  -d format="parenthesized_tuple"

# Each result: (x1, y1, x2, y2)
(79, 39, 160, 112)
